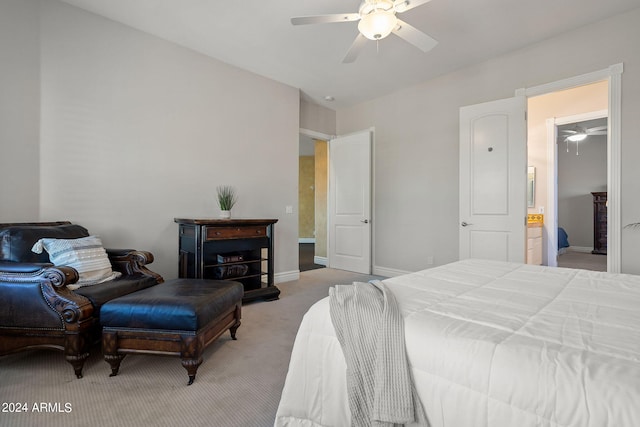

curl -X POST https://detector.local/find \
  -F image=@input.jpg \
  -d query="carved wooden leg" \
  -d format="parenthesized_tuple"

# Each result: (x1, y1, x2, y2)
(180, 335, 203, 385)
(229, 320, 241, 340)
(102, 330, 125, 377)
(65, 354, 88, 379)
(105, 354, 126, 377)
(64, 332, 90, 379)
(229, 304, 241, 340)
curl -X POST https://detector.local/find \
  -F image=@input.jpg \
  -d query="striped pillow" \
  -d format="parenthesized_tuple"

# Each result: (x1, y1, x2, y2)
(31, 236, 121, 290)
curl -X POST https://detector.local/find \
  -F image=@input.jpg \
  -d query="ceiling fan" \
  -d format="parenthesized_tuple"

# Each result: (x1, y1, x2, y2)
(560, 124, 607, 155)
(560, 124, 607, 142)
(291, 0, 438, 63)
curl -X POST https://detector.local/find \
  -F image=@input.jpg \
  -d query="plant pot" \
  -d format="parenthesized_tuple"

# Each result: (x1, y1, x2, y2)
(219, 210, 231, 219)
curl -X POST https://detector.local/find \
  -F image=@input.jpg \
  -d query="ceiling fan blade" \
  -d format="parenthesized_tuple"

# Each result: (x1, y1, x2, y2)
(342, 33, 368, 63)
(392, 19, 438, 52)
(588, 131, 607, 135)
(291, 14, 360, 26)
(561, 130, 577, 134)
(587, 126, 607, 132)
(394, 0, 433, 13)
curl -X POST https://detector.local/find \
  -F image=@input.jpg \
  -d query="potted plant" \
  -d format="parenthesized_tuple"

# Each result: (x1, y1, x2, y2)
(216, 185, 237, 219)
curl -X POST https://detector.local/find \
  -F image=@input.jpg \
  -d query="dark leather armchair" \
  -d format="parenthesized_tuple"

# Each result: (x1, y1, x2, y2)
(0, 222, 163, 378)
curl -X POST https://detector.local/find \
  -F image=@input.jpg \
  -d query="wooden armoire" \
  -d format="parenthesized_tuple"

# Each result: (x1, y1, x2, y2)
(591, 192, 607, 255)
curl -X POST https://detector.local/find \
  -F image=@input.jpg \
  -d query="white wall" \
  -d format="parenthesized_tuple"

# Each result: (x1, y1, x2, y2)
(337, 7, 640, 274)
(34, 1, 300, 280)
(0, 0, 40, 221)
(300, 99, 336, 136)
(4, 2, 640, 276)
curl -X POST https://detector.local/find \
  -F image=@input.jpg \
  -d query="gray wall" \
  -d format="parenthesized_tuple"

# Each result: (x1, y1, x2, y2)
(3, 2, 640, 276)
(337, 8, 640, 274)
(2, 1, 300, 281)
(0, 0, 40, 221)
(300, 99, 336, 136)
(557, 135, 607, 249)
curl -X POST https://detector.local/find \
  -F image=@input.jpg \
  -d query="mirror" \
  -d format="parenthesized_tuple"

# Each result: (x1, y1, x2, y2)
(527, 166, 535, 208)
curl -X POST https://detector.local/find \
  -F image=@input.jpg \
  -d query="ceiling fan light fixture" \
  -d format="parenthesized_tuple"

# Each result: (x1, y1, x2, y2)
(567, 133, 587, 142)
(358, 9, 397, 40)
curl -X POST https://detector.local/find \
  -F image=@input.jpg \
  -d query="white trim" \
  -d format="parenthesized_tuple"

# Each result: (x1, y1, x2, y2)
(553, 110, 608, 125)
(518, 63, 623, 273)
(298, 237, 315, 244)
(373, 265, 413, 278)
(545, 117, 559, 267)
(313, 256, 327, 266)
(515, 64, 621, 98)
(274, 270, 300, 284)
(299, 128, 334, 140)
(607, 65, 622, 274)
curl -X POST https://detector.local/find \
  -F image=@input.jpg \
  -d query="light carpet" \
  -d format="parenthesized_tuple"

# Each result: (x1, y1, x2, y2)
(0, 268, 381, 427)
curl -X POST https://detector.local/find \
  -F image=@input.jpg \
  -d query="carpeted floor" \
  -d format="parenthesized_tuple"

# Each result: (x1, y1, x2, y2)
(557, 250, 607, 271)
(0, 268, 381, 427)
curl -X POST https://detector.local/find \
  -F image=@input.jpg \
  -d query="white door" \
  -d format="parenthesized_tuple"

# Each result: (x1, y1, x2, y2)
(459, 96, 527, 262)
(328, 130, 372, 274)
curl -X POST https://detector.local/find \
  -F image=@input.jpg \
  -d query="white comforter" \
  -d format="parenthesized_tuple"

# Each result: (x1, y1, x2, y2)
(275, 259, 640, 427)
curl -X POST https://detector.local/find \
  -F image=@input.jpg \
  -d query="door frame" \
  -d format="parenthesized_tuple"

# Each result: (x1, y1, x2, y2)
(299, 127, 376, 274)
(516, 63, 623, 273)
(544, 109, 608, 267)
(299, 128, 334, 269)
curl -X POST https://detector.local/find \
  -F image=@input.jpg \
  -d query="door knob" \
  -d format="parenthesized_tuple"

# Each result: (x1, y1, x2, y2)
(461, 221, 472, 227)
(361, 219, 369, 224)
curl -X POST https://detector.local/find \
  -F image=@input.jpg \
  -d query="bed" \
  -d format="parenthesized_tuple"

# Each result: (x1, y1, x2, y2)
(558, 227, 570, 253)
(275, 259, 640, 427)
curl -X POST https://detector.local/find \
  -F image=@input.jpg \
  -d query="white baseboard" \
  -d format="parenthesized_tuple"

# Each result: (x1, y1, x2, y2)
(275, 270, 300, 284)
(373, 265, 413, 278)
(298, 238, 315, 244)
(313, 256, 327, 266)
(568, 246, 592, 253)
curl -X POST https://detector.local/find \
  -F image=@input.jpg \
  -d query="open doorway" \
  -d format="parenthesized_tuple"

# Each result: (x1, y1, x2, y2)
(298, 128, 372, 274)
(555, 116, 608, 271)
(527, 80, 609, 271)
(298, 132, 327, 272)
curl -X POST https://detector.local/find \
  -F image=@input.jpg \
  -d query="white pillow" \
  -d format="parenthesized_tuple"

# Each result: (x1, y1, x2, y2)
(31, 235, 121, 290)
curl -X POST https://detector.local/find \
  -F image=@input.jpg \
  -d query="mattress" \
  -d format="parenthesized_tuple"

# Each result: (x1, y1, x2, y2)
(275, 259, 640, 427)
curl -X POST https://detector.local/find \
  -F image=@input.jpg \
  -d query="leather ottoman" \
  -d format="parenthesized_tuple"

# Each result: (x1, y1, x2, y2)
(100, 278, 243, 385)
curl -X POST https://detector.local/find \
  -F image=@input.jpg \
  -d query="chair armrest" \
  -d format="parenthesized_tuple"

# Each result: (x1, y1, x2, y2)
(0, 263, 92, 329)
(106, 249, 164, 284)
(0, 262, 78, 286)
(0, 261, 54, 274)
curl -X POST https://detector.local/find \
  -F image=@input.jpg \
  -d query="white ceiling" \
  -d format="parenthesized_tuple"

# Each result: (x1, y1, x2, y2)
(59, 0, 640, 109)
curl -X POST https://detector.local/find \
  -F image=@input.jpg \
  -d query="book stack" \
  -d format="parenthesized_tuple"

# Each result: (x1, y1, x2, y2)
(217, 252, 244, 263)
(214, 264, 248, 279)
(215, 252, 248, 279)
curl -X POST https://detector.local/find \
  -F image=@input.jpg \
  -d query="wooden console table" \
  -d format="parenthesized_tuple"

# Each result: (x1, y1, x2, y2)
(174, 218, 280, 302)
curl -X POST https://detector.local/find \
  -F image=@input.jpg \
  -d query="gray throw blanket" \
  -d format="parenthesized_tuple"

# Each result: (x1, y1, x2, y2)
(329, 280, 428, 427)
